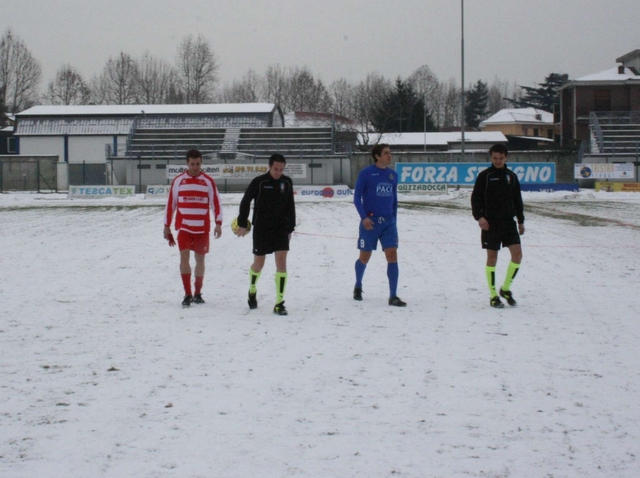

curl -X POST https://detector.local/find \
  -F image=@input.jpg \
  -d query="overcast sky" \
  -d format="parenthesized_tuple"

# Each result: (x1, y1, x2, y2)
(1, 0, 638, 92)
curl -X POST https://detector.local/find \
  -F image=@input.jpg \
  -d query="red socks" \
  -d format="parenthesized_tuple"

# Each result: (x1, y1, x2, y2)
(181, 274, 192, 296)
(194, 276, 203, 295)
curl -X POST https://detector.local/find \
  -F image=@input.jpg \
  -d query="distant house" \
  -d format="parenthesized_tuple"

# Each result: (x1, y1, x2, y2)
(480, 108, 556, 149)
(559, 50, 640, 149)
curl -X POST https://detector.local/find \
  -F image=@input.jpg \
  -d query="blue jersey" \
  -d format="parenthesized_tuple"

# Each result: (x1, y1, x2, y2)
(354, 164, 398, 219)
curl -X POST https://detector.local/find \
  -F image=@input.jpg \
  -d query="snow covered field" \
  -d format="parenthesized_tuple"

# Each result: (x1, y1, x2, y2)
(1, 190, 639, 478)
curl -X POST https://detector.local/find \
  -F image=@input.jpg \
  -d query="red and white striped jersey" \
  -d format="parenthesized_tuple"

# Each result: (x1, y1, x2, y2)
(164, 171, 223, 234)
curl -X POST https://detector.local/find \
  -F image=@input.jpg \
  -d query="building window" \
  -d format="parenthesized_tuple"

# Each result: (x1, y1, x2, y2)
(594, 90, 611, 111)
(533, 128, 539, 137)
(7, 137, 17, 153)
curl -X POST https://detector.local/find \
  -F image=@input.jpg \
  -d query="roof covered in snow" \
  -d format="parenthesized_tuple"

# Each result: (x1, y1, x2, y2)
(480, 108, 553, 126)
(16, 103, 278, 117)
(560, 67, 640, 88)
(361, 131, 506, 147)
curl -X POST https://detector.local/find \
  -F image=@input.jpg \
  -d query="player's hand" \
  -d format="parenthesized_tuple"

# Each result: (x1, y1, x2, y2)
(164, 227, 176, 246)
(518, 223, 525, 235)
(478, 217, 489, 231)
(362, 217, 374, 230)
(214, 224, 222, 239)
(236, 227, 248, 237)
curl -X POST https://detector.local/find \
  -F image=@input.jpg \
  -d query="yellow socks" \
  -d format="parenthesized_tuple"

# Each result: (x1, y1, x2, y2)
(249, 269, 261, 294)
(502, 261, 521, 291)
(486, 266, 497, 298)
(275, 272, 288, 304)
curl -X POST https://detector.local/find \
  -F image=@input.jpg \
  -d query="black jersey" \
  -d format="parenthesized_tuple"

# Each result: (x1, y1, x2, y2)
(471, 165, 524, 224)
(238, 172, 296, 233)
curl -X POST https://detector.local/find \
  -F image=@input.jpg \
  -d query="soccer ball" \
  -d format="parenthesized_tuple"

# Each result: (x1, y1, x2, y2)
(231, 217, 251, 235)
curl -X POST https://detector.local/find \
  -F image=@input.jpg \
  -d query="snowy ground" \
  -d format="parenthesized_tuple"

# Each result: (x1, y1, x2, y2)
(1, 189, 639, 478)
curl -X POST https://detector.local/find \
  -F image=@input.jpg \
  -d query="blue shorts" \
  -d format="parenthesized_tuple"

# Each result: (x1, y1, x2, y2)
(357, 215, 398, 252)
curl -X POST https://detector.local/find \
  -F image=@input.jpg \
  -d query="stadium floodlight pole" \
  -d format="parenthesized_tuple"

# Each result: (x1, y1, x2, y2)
(460, 0, 466, 161)
(424, 96, 427, 152)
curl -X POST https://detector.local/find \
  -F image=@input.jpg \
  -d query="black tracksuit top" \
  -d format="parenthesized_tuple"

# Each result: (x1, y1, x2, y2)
(471, 165, 525, 224)
(238, 172, 296, 233)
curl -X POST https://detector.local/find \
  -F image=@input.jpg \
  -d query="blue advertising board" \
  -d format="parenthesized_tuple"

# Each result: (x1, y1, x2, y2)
(396, 162, 556, 185)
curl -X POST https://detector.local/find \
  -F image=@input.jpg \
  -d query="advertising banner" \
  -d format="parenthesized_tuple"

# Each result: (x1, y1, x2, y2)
(144, 185, 171, 198)
(293, 185, 352, 199)
(595, 182, 640, 192)
(68, 185, 136, 199)
(396, 162, 556, 185)
(397, 183, 448, 194)
(520, 183, 579, 192)
(575, 163, 634, 179)
(166, 163, 307, 180)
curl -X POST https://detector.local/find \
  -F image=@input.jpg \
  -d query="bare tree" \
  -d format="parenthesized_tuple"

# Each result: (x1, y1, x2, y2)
(441, 78, 461, 129)
(408, 64, 443, 129)
(91, 52, 139, 105)
(328, 78, 355, 118)
(0, 29, 42, 113)
(351, 72, 393, 140)
(135, 52, 175, 104)
(176, 35, 219, 104)
(282, 67, 332, 112)
(46, 64, 91, 105)
(262, 64, 287, 106)
(487, 76, 516, 116)
(221, 69, 262, 103)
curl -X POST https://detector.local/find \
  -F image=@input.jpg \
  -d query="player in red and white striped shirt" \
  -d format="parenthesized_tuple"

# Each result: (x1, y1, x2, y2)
(164, 149, 223, 307)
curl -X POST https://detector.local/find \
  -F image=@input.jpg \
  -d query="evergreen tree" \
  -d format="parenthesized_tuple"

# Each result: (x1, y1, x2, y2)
(506, 73, 569, 112)
(372, 78, 436, 133)
(465, 80, 489, 129)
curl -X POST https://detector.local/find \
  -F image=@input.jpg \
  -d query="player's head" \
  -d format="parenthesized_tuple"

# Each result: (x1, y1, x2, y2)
(489, 144, 508, 157)
(186, 149, 203, 176)
(370, 143, 390, 162)
(268, 153, 286, 180)
(186, 149, 202, 162)
(489, 143, 508, 169)
(371, 143, 391, 167)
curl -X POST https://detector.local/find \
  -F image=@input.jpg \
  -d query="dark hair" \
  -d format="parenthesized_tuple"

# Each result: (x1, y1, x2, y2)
(269, 153, 286, 166)
(186, 149, 202, 161)
(489, 143, 508, 156)
(371, 143, 390, 161)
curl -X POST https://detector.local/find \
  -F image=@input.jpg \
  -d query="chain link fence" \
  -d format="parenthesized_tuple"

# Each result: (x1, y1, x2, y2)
(0, 156, 58, 193)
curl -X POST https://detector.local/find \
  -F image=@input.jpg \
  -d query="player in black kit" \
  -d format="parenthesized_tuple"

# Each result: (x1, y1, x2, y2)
(471, 144, 525, 308)
(236, 154, 296, 315)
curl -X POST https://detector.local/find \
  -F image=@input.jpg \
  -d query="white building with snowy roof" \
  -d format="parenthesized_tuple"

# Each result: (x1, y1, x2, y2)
(480, 108, 556, 148)
(358, 131, 507, 153)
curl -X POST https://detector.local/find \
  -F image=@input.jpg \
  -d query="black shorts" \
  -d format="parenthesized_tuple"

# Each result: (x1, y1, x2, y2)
(253, 229, 290, 256)
(481, 219, 521, 251)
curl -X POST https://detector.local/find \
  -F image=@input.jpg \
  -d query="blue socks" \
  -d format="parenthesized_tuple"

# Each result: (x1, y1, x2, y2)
(354, 259, 367, 288)
(387, 262, 399, 298)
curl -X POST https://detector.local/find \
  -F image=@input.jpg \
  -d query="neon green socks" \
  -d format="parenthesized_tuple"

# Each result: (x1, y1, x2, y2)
(486, 266, 497, 298)
(502, 261, 521, 292)
(275, 272, 288, 304)
(249, 268, 261, 294)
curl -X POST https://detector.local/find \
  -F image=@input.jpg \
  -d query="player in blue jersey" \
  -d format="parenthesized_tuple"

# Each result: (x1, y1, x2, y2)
(353, 143, 407, 307)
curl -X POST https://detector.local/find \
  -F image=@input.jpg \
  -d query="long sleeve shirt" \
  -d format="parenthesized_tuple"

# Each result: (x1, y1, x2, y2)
(238, 172, 295, 233)
(471, 165, 524, 224)
(164, 171, 223, 234)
